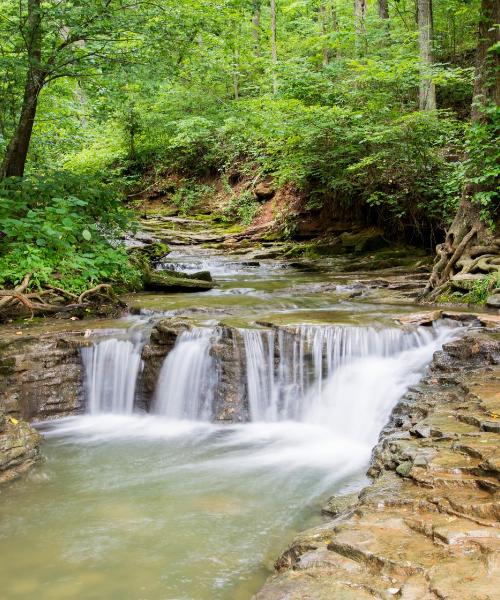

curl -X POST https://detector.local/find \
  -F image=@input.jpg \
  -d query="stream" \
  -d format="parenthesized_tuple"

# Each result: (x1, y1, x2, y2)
(0, 248, 462, 600)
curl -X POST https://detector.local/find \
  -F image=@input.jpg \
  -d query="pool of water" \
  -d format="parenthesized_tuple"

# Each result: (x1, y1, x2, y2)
(0, 418, 368, 600)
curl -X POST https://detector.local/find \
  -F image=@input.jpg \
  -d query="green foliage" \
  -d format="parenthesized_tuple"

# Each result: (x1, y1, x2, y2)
(464, 101, 500, 222)
(223, 190, 261, 226)
(171, 180, 215, 215)
(0, 174, 141, 293)
(440, 273, 500, 305)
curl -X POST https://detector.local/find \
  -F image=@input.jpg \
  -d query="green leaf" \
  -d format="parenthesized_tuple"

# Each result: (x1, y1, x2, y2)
(82, 229, 92, 241)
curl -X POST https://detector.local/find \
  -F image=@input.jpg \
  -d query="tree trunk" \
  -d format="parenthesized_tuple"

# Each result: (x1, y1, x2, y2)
(1, 0, 44, 178)
(270, 0, 278, 94)
(354, 0, 367, 55)
(423, 0, 499, 298)
(417, 0, 436, 110)
(252, 1, 261, 57)
(378, 0, 389, 20)
(319, 2, 330, 66)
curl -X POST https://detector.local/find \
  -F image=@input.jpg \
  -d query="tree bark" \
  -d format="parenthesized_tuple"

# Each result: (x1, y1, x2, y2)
(1, 0, 44, 178)
(319, 2, 330, 66)
(378, 0, 389, 20)
(252, 1, 261, 57)
(417, 0, 436, 110)
(270, 0, 278, 94)
(354, 0, 367, 55)
(423, 0, 499, 298)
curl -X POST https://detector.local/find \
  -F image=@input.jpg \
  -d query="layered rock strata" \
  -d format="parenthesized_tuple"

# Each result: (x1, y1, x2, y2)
(255, 330, 500, 600)
(0, 332, 85, 420)
(0, 411, 42, 484)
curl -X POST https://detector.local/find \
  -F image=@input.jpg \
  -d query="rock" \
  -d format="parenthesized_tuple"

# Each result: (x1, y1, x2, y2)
(144, 269, 215, 293)
(450, 273, 486, 291)
(128, 242, 170, 265)
(321, 492, 359, 516)
(395, 310, 442, 326)
(486, 292, 500, 309)
(254, 179, 276, 201)
(255, 331, 500, 600)
(0, 332, 85, 420)
(339, 227, 386, 253)
(0, 412, 42, 484)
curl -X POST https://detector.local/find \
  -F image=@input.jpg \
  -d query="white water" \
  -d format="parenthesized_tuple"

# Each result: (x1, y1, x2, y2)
(240, 323, 451, 424)
(81, 339, 143, 414)
(153, 328, 219, 420)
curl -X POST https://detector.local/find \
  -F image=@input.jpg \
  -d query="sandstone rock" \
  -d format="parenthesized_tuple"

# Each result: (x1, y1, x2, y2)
(0, 412, 42, 484)
(450, 272, 486, 291)
(254, 179, 276, 201)
(322, 492, 359, 517)
(254, 331, 500, 600)
(0, 332, 85, 420)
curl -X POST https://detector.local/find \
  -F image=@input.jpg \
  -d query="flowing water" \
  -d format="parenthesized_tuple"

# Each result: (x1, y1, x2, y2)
(0, 248, 463, 600)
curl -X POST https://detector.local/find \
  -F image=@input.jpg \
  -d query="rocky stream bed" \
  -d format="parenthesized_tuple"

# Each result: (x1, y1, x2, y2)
(0, 217, 499, 599)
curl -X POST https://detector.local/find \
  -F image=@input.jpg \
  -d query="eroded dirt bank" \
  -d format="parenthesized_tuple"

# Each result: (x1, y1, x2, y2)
(255, 328, 499, 600)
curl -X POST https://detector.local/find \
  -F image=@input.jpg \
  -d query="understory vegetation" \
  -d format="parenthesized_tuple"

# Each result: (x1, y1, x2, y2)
(0, 0, 498, 303)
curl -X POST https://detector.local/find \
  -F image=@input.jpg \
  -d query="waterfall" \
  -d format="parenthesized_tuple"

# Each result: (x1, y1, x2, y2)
(240, 323, 454, 423)
(153, 328, 218, 420)
(82, 339, 143, 414)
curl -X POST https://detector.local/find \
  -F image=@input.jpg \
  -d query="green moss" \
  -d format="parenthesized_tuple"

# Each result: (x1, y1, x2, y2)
(145, 270, 215, 293)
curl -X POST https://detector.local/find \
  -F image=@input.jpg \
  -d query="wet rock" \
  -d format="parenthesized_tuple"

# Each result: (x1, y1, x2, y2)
(211, 328, 249, 422)
(0, 412, 42, 484)
(138, 318, 192, 407)
(322, 492, 359, 517)
(486, 291, 500, 309)
(128, 242, 170, 265)
(255, 331, 500, 600)
(144, 269, 215, 293)
(0, 332, 85, 420)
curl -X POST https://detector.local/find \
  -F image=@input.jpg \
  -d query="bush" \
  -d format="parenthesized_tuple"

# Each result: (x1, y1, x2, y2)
(0, 174, 141, 293)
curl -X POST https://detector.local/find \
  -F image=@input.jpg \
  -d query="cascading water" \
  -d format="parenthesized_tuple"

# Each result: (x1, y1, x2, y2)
(153, 328, 219, 420)
(81, 338, 143, 414)
(240, 323, 455, 425)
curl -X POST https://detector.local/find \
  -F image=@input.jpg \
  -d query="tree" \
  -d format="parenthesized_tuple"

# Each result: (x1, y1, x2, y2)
(417, 0, 437, 110)
(1, 0, 134, 178)
(354, 0, 367, 54)
(423, 0, 499, 298)
(252, 0, 262, 56)
(378, 0, 389, 20)
(270, 0, 278, 94)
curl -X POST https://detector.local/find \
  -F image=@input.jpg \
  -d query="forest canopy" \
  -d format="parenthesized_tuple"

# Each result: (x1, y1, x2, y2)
(0, 0, 498, 298)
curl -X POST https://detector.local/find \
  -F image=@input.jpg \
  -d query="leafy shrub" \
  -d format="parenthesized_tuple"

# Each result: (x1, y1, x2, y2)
(0, 174, 141, 293)
(223, 190, 260, 226)
(171, 180, 215, 215)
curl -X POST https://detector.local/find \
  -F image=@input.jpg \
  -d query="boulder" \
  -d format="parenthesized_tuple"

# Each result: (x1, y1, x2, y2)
(486, 292, 500, 309)
(144, 269, 215, 293)
(128, 242, 170, 267)
(254, 179, 276, 201)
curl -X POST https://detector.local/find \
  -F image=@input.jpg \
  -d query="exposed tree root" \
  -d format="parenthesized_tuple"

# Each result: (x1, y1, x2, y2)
(0, 279, 118, 320)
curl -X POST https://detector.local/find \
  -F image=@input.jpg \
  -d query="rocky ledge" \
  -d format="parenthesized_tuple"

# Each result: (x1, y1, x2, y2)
(0, 411, 41, 484)
(255, 329, 500, 600)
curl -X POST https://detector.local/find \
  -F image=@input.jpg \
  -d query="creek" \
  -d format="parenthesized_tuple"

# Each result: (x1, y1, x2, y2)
(0, 248, 461, 600)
